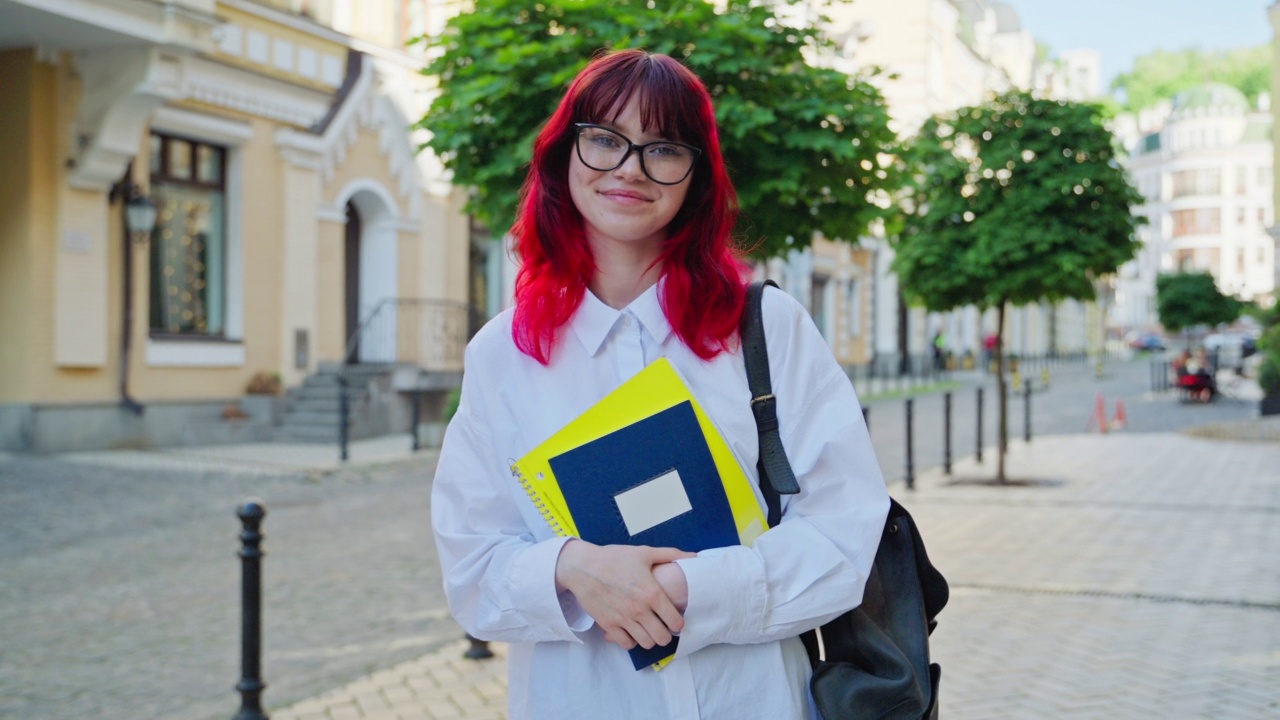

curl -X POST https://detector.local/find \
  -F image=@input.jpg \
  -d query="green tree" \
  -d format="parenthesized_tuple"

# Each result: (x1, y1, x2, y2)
(892, 91, 1144, 484)
(416, 0, 898, 257)
(1154, 271, 1243, 345)
(1111, 46, 1269, 111)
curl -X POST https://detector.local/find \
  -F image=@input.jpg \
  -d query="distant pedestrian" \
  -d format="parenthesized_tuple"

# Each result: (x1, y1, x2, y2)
(429, 49, 888, 719)
(933, 330, 947, 371)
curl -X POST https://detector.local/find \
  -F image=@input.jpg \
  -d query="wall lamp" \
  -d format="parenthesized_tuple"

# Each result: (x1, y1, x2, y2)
(111, 181, 158, 244)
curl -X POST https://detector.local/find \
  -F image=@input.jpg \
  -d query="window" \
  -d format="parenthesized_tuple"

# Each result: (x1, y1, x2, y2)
(811, 274, 830, 340)
(1171, 208, 1221, 237)
(1236, 167, 1248, 195)
(1170, 169, 1221, 198)
(149, 132, 227, 338)
(846, 279, 862, 337)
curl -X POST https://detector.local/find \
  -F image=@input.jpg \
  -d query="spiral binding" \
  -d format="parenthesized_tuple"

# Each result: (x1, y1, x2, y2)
(508, 459, 568, 536)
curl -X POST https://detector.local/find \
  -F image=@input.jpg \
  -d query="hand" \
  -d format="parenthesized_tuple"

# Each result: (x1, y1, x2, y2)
(652, 562, 689, 613)
(555, 540, 694, 651)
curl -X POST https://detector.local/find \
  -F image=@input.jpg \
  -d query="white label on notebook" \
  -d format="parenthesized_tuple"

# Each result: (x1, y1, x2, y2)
(614, 469, 692, 536)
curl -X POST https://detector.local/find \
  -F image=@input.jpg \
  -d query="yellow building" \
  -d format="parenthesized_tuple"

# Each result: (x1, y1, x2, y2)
(0, 0, 472, 452)
(1271, 1, 1280, 293)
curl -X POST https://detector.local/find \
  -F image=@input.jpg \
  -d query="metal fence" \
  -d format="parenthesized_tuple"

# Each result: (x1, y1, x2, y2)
(342, 298, 484, 373)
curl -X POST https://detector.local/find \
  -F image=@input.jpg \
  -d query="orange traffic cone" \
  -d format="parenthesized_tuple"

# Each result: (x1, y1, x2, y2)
(1111, 400, 1127, 430)
(1088, 393, 1108, 433)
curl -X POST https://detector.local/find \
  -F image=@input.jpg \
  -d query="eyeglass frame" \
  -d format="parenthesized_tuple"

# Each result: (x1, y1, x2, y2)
(572, 123, 702, 186)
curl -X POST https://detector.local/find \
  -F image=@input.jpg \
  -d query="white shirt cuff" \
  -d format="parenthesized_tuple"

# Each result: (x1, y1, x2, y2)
(671, 546, 766, 657)
(506, 536, 589, 641)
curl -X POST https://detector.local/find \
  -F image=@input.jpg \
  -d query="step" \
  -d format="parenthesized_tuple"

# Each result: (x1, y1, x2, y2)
(288, 396, 343, 413)
(280, 409, 344, 428)
(273, 425, 341, 443)
(289, 385, 367, 402)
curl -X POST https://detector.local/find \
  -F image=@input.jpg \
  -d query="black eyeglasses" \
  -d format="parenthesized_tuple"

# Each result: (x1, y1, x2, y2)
(573, 123, 701, 185)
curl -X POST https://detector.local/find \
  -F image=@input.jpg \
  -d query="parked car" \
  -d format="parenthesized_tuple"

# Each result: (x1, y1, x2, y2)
(1125, 331, 1166, 351)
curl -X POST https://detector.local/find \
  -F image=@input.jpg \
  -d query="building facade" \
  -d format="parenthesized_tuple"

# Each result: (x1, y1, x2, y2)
(811, 0, 1090, 372)
(1271, 1, 1280, 298)
(1118, 84, 1275, 330)
(0, 0, 471, 452)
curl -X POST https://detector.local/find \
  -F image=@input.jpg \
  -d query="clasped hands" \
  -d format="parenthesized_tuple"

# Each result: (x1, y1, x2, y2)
(554, 539, 693, 651)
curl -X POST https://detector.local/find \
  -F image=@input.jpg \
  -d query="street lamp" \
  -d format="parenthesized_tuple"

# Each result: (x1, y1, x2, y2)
(109, 178, 156, 417)
(121, 184, 157, 243)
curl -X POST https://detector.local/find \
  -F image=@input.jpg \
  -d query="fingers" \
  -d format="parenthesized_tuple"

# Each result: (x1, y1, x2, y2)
(644, 546, 697, 564)
(652, 562, 689, 613)
(651, 588, 686, 632)
(602, 627, 635, 650)
(555, 543, 692, 651)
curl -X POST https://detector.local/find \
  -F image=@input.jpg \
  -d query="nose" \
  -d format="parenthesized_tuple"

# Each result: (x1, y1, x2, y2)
(611, 147, 646, 181)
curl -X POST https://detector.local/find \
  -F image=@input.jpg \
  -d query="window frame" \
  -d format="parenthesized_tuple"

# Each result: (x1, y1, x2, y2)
(148, 131, 230, 341)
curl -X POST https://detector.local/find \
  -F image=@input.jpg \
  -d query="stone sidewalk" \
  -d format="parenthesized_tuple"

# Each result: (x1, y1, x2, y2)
(269, 429, 1280, 720)
(52, 433, 434, 478)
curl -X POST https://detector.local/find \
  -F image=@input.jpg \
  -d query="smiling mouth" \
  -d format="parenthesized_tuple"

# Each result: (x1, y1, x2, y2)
(601, 190, 650, 201)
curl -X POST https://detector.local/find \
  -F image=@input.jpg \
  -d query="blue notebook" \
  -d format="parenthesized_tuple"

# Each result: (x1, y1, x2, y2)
(547, 400, 739, 670)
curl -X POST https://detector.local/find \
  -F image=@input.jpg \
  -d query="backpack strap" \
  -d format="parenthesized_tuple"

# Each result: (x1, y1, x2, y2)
(741, 279, 800, 529)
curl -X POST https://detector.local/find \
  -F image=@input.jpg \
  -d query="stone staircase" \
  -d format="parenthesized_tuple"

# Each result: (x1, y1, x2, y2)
(274, 362, 462, 445)
(275, 364, 380, 444)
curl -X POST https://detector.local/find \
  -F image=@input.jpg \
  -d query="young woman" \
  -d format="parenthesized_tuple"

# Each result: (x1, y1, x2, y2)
(431, 49, 889, 718)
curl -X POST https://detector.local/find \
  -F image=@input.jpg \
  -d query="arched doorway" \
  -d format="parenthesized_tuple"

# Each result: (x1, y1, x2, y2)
(335, 180, 400, 364)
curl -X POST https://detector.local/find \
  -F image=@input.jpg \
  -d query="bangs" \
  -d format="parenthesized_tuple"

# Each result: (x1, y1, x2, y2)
(572, 54, 701, 144)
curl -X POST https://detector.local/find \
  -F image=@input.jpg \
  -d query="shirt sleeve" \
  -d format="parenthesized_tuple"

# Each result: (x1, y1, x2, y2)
(430, 343, 592, 644)
(672, 288, 890, 657)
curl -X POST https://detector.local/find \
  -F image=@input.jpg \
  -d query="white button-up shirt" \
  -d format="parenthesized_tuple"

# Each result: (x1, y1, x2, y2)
(431, 281, 889, 719)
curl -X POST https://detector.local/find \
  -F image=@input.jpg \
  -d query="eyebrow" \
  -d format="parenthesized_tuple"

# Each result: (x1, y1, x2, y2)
(595, 123, 676, 144)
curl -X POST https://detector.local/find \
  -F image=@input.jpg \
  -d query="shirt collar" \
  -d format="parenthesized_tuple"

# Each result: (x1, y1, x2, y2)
(570, 277, 673, 357)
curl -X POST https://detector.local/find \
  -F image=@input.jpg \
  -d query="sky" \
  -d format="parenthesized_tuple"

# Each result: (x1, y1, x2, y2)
(995, 0, 1272, 92)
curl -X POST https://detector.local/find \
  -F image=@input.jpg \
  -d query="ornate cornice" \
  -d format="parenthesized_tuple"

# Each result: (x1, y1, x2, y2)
(277, 58, 425, 223)
(69, 48, 185, 191)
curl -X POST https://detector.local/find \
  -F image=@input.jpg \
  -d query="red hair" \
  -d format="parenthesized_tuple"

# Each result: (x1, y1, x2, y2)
(510, 49, 749, 365)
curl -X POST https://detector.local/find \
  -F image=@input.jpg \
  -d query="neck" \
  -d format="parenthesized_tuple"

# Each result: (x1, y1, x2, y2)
(587, 238, 664, 309)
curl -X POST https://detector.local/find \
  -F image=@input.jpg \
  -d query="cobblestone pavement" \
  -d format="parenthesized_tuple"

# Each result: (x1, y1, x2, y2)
(0, 448, 454, 720)
(271, 431, 1280, 720)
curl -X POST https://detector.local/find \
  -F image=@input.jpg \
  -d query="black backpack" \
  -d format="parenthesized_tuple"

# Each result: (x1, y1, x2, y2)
(741, 280, 949, 720)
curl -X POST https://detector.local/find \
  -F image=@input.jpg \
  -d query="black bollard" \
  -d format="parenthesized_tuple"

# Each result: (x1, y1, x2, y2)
(1023, 380, 1033, 443)
(943, 392, 952, 476)
(410, 390, 421, 452)
(904, 398, 915, 491)
(338, 372, 350, 462)
(464, 634, 494, 660)
(234, 501, 268, 720)
(976, 386, 984, 464)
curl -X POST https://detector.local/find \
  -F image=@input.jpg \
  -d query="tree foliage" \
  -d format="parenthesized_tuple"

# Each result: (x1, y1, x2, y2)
(416, 0, 899, 257)
(1111, 46, 1269, 112)
(1154, 271, 1243, 333)
(892, 91, 1144, 314)
(892, 91, 1143, 485)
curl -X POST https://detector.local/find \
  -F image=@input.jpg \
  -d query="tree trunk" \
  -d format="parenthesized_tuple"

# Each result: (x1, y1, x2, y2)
(996, 301, 1008, 485)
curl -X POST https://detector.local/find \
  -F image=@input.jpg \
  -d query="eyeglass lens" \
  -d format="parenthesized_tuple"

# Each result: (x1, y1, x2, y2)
(575, 126, 697, 185)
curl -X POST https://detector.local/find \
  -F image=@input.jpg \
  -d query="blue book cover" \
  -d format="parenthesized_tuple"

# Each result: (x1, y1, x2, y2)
(547, 399, 739, 670)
